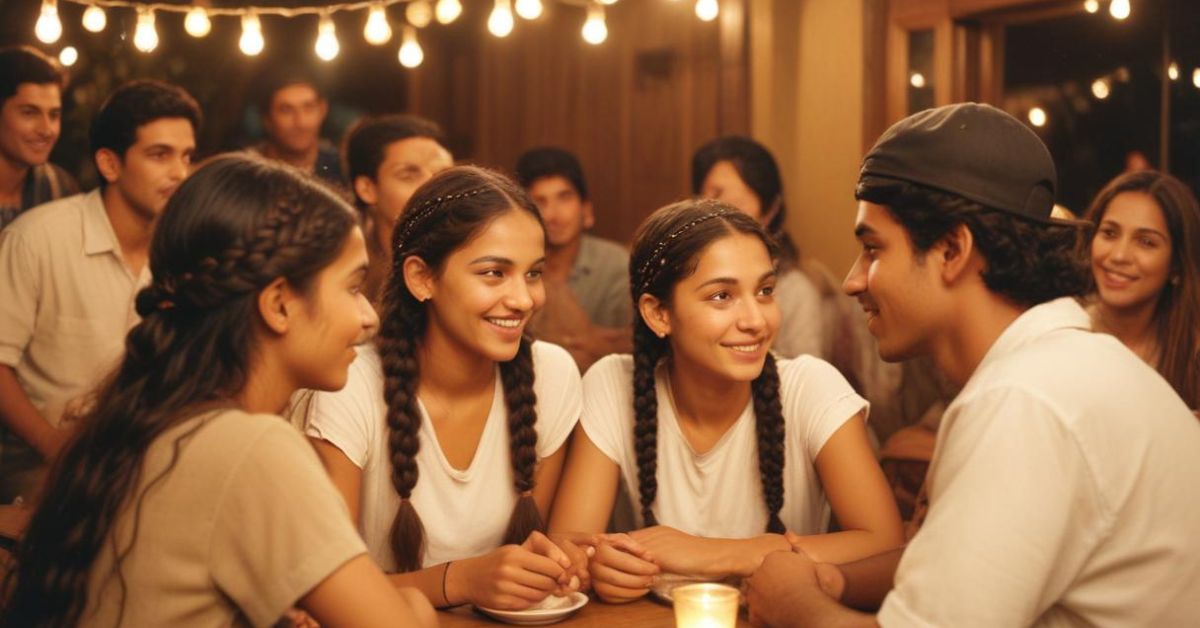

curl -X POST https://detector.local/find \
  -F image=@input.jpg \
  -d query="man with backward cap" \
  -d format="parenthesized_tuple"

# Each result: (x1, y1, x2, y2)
(744, 103, 1200, 626)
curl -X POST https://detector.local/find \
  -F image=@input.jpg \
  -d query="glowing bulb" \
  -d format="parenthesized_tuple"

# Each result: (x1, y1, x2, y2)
(240, 13, 265, 56)
(909, 72, 926, 88)
(1083, 0, 1099, 13)
(398, 26, 424, 68)
(515, 0, 543, 20)
(1109, 0, 1130, 20)
(436, 0, 463, 24)
(1091, 78, 1110, 99)
(58, 45, 78, 66)
(364, 5, 392, 44)
(695, 0, 718, 21)
(1028, 107, 1047, 128)
(35, 0, 63, 44)
(1192, 68, 1200, 89)
(185, 7, 212, 38)
(582, 4, 607, 45)
(406, 1, 433, 28)
(598, 0, 619, 4)
(133, 9, 158, 52)
(488, 0, 515, 37)
(315, 15, 340, 61)
(82, 5, 106, 32)
(1169, 62, 1179, 81)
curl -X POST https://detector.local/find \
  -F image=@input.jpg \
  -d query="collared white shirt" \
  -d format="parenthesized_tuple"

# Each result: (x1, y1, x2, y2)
(0, 190, 150, 426)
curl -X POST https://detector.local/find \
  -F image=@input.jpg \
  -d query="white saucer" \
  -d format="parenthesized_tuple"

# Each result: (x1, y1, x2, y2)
(475, 592, 589, 625)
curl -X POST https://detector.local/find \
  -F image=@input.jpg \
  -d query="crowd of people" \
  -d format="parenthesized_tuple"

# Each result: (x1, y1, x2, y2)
(1, 42, 1199, 627)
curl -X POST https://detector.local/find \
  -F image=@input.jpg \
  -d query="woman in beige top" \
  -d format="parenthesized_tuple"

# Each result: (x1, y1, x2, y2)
(1, 155, 434, 627)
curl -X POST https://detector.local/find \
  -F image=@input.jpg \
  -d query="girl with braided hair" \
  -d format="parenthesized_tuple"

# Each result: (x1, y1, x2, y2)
(549, 199, 903, 603)
(302, 165, 585, 611)
(1, 155, 434, 627)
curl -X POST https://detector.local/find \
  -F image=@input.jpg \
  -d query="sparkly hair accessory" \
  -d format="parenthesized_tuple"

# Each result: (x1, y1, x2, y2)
(635, 208, 732, 293)
(394, 187, 490, 253)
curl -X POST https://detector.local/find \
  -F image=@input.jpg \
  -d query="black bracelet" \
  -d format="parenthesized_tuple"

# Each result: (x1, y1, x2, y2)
(441, 560, 452, 608)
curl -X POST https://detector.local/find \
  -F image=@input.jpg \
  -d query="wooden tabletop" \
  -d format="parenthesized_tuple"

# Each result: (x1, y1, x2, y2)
(438, 596, 752, 627)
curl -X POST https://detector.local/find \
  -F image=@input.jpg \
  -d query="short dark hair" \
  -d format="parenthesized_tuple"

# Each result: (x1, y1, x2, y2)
(90, 80, 201, 161)
(0, 45, 66, 108)
(857, 177, 1091, 308)
(343, 114, 445, 208)
(256, 67, 323, 115)
(514, 147, 588, 201)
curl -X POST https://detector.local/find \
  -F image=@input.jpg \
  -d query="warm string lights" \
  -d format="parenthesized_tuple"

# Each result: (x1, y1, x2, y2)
(35, 0, 722, 69)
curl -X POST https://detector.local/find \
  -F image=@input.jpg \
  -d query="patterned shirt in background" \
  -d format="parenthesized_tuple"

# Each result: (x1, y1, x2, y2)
(0, 163, 80, 231)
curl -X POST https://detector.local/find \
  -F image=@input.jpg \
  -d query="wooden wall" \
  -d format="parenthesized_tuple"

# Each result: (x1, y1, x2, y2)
(405, 0, 749, 245)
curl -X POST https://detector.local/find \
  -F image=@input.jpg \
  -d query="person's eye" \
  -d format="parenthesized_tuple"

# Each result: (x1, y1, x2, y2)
(1099, 227, 1118, 239)
(709, 291, 731, 302)
(759, 285, 775, 298)
(479, 269, 504, 278)
(526, 269, 543, 280)
(1138, 237, 1158, 248)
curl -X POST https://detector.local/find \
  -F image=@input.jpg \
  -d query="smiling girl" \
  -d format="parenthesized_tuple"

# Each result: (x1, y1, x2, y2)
(1, 155, 433, 627)
(1085, 170, 1200, 411)
(302, 165, 584, 611)
(549, 199, 903, 603)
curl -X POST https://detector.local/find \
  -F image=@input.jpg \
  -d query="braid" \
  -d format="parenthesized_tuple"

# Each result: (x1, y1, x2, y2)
(751, 354, 787, 533)
(499, 337, 544, 544)
(377, 292, 428, 572)
(632, 322, 666, 527)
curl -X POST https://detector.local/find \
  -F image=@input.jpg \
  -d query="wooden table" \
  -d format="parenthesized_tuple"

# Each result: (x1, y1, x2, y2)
(438, 596, 752, 627)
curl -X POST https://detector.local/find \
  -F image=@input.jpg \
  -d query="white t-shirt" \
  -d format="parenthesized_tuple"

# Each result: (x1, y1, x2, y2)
(772, 267, 825, 360)
(306, 341, 580, 571)
(879, 298, 1200, 627)
(581, 353, 868, 537)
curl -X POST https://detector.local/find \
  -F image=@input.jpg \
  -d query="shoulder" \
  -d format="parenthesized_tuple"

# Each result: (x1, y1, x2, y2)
(583, 353, 634, 388)
(581, 235, 630, 266)
(774, 267, 820, 300)
(3, 191, 90, 238)
(531, 339, 577, 371)
(775, 354, 850, 390)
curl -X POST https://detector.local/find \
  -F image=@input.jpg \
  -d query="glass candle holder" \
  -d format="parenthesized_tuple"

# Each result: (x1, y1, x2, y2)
(673, 582, 739, 628)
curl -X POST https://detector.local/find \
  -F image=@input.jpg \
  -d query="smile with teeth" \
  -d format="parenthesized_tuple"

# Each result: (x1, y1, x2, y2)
(1100, 267, 1137, 283)
(727, 343, 761, 353)
(487, 317, 523, 328)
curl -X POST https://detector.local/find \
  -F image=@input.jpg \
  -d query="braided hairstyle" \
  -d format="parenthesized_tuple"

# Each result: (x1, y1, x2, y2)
(1, 155, 358, 627)
(628, 199, 787, 533)
(376, 165, 547, 571)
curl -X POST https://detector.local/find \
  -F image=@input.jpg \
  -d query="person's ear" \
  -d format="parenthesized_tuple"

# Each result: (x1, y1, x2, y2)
(257, 277, 296, 334)
(354, 175, 379, 207)
(637, 293, 671, 338)
(582, 200, 595, 230)
(938, 223, 977, 285)
(94, 148, 122, 184)
(403, 255, 436, 303)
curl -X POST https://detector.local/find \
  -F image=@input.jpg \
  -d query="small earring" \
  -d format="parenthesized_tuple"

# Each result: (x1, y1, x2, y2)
(1171, 276, 1181, 286)
(656, 331, 666, 339)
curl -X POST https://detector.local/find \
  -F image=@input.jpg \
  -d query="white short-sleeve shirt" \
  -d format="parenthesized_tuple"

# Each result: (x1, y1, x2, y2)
(306, 341, 581, 570)
(581, 353, 868, 537)
(878, 298, 1200, 627)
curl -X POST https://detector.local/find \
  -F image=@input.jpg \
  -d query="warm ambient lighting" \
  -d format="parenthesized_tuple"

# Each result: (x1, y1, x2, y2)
(1028, 107, 1047, 127)
(695, 0, 718, 22)
(406, 0, 433, 28)
(315, 14, 339, 61)
(1084, 0, 1099, 13)
(909, 72, 927, 89)
(364, 4, 392, 44)
(1109, 0, 1130, 20)
(488, 0, 515, 37)
(1168, 62, 1180, 81)
(1091, 78, 1110, 99)
(133, 8, 158, 52)
(398, 26, 424, 68)
(436, 0, 463, 24)
(515, 0, 543, 20)
(184, 7, 212, 38)
(1193, 68, 1200, 89)
(582, 4, 607, 44)
(58, 45, 78, 66)
(81, 4, 106, 32)
(240, 13, 265, 56)
(673, 583, 739, 628)
(35, 0, 63, 44)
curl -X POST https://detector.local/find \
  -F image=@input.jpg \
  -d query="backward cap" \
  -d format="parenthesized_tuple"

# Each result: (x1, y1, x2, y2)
(858, 103, 1057, 221)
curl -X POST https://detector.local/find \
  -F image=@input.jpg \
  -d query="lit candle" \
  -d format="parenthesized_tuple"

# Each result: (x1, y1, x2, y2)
(673, 583, 739, 628)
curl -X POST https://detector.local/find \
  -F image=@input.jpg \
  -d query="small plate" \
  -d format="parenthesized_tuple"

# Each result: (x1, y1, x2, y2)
(651, 574, 744, 605)
(475, 592, 589, 625)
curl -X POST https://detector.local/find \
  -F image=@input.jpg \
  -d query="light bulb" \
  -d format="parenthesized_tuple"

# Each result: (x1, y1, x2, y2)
(1028, 107, 1047, 128)
(240, 13, 265, 56)
(407, 1, 433, 28)
(35, 0, 63, 44)
(436, 0, 463, 24)
(515, 0, 543, 20)
(1192, 68, 1200, 89)
(488, 0, 514, 37)
(1169, 62, 1179, 81)
(398, 26, 424, 68)
(1109, 0, 1130, 20)
(1091, 78, 1110, 99)
(315, 15, 340, 61)
(582, 4, 607, 45)
(58, 45, 78, 66)
(598, 0, 618, 4)
(909, 72, 926, 88)
(1083, 0, 1099, 13)
(695, 0, 718, 21)
(185, 7, 212, 38)
(82, 5, 106, 33)
(133, 9, 158, 52)
(365, 4, 392, 44)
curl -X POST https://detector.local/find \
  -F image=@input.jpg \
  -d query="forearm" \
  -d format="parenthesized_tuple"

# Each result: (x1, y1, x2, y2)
(834, 547, 905, 611)
(387, 562, 454, 607)
(0, 366, 59, 459)
(789, 528, 903, 566)
(786, 587, 877, 628)
(713, 534, 791, 577)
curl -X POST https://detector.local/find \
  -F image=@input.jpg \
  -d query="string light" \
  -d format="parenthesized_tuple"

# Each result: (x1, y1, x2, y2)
(1193, 68, 1200, 89)
(1169, 62, 1179, 81)
(406, 0, 433, 28)
(59, 45, 78, 66)
(515, 0, 543, 20)
(488, 0, 515, 38)
(364, 4, 392, 44)
(436, 0, 463, 24)
(398, 25, 424, 68)
(695, 0, 718, 22)
(1083, 0, 1099, 13)
(35, 0, 63, 44)
(1109, 0, 1130, 20)
(82, 4, 106, 32)
(1028, 107, 1047, 127)
(184, 7, 211, 37)
(133, 7, 158, 52)
(598, 0, 618, 4)
(315, 14, 340, 61)
(909, 72, 926, 88)
(1091, 78, 1110, 99)
(582, 3, 607, 45)
(239, 13, 265, 56)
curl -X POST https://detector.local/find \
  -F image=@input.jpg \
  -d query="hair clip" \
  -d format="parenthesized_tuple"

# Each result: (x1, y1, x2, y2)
(635, 209, 731, 293)
(395, 187, 490, 253)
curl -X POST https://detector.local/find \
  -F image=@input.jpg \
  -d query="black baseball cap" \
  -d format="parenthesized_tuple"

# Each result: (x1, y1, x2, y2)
(858, 103, 1058, 222)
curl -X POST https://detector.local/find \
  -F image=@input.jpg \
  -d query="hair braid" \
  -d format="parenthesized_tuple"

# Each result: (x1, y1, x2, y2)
(499, 337, 544, 544)
(632, 322, 666, 527)
(751, 354, 787, 533)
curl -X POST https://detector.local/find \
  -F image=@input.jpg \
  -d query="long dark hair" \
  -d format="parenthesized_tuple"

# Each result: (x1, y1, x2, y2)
(376, 165, 547, 571)
(1, 155, 357, 626)
(1085, 170, 1200, 408)
(628, 198, 787, 533)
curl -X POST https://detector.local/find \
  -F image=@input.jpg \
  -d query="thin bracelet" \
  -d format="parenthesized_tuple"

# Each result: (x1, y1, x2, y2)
(441, 560, 453, 608)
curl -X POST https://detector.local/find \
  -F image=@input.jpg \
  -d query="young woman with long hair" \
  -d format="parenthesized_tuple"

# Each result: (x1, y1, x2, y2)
(1085, 170, 1200, 411)
(549, 199, 903, 603)
(1, 155, 434, 627)
(302, 165, 585, 611)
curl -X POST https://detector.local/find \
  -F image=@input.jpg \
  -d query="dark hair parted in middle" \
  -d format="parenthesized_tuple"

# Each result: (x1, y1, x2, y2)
(89, 79, 202, 160)
(856, 177, 1092, 308)
(514, 147, 589, 201)
(629, 198, 787, 533)
(343, 113, 446, 212)
(376, 165, 548, 571)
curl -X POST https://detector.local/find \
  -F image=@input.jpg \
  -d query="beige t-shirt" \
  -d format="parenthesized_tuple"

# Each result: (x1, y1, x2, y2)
(81, 410, 367, 627)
